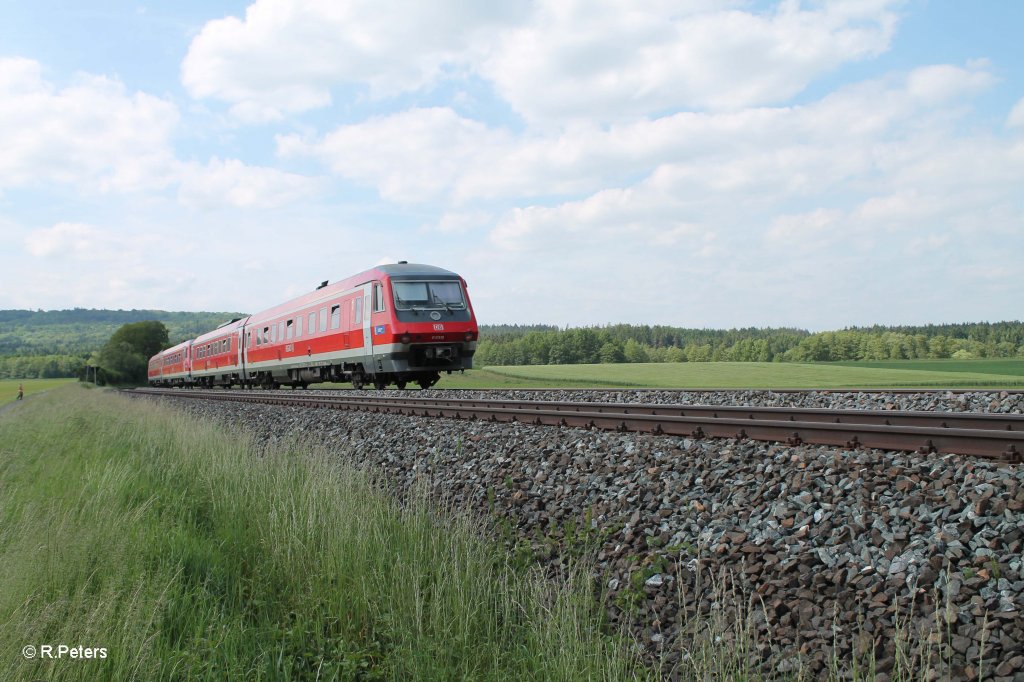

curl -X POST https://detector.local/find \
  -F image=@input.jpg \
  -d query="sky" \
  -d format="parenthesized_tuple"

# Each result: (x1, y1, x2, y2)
(0, 0, 1021, 331)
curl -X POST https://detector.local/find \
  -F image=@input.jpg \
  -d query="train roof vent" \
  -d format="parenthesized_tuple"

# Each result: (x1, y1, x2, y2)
(316, 280, 329, 290)
(397, 260, 408, 264)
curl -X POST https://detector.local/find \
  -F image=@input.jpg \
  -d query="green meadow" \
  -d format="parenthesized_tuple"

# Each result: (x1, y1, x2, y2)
(0, 378, 76, 404)
(450, 359, 1024, 389)
(0, 386, 644, 681)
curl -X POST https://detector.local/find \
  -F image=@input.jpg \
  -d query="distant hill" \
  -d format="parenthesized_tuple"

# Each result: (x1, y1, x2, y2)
(0, 308, 246, 359)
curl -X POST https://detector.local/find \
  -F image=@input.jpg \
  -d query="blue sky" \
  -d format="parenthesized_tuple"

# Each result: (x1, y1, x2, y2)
(1, 0, 1021, 331)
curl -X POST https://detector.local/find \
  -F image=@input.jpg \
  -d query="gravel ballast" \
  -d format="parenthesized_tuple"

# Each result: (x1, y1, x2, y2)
(146, 390, 1024, 680)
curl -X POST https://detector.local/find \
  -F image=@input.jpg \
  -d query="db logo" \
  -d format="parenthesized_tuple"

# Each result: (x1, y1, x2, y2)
(432, 323, 444, 331)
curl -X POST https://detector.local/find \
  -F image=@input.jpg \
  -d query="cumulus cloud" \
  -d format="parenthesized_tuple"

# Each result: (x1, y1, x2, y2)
(490, 185, 703, 253)
(24, 222, 110, 257)
(1006, 97, 1024, 129)
(278, 107, 512, 203)
(767, 208, 843, 243)
(0, 57, 179, 192)
(177, 157, 322, 209)
(182, 0, 902, 123)
(482, 0, 901, 122)
(284, 62, 1004, 213)
(182, 0, 527, 121)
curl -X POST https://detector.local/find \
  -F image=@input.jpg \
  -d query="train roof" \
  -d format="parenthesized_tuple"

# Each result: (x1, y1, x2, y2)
(373, 262, 460, 278)
(193, 316, 248, 344)
(245, 262, 465, 326)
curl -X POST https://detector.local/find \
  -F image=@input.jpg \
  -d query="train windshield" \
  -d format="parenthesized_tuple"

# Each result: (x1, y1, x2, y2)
(393, 280, 466, 310)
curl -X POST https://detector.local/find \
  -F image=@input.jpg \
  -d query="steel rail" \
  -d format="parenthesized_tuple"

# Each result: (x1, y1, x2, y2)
(127, 388, 1024, 462)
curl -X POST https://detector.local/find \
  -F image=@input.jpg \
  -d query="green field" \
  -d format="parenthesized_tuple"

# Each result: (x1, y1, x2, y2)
(829, 358, 1024, 376)
(458, 359, 1024, 389)
(0, 377, 76, 403)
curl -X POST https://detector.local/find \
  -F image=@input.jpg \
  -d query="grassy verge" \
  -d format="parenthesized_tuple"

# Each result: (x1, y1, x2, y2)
(0, 386, 646, 680)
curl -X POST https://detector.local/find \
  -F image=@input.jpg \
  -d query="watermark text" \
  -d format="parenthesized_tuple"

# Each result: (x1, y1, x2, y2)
(22, 644, 108, 660)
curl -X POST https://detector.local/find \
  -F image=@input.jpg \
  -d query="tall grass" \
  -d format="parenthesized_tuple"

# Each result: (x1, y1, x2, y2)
(0, 387, 646, 680)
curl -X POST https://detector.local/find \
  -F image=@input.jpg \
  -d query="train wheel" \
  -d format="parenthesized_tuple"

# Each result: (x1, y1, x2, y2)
(351, 371, 365, 390)
(373, 378, 387, 390)
(396, 381, 407, 390)
(418, 373, 440, 389)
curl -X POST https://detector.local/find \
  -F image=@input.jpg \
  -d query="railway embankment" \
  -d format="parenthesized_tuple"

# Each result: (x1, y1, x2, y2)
(155, 388, 1024, 680)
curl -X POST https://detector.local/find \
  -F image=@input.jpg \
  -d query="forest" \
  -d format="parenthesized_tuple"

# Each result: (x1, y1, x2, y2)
(1, 310, 1022, 379)
(0, 309, 242, 379)
(474, 322, 1024, 365)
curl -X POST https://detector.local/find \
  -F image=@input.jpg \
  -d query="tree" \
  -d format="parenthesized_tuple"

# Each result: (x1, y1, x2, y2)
(97, 321, 169, 385)
(623, 339, 649, 363)
(599, 341, 625, 363)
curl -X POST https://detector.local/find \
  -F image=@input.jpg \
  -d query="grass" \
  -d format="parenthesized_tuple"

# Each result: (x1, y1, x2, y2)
(0, 385, 646, 680)
(468, 359, 1024, 389)
(435, 370, 628, 389)
(828, 358, 1024, 377)
(0, 377, 76, 404)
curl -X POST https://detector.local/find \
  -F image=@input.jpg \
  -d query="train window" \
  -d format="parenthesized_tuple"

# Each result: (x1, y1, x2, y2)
(319, 308, 327, 332)
(309, 312, 317, 335)
(279, 321, 285, 341)
(330, 305, 340, 330)
(373, 283, 385, 312)
(227, 338, 231, 352)
(296, 316, 303, 338)
(271, 325, 277, 343)
(286, 320, 294, 340)
(393, 280, 466, 310)
(353, 296, 363, 325)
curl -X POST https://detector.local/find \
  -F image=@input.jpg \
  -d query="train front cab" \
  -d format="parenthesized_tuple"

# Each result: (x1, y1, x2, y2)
(368, 269, 478, 389)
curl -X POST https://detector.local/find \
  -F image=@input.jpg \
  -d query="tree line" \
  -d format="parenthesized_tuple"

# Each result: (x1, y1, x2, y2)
(3, 312, 1023, 381)
(0, 308, 241, 382)
(474, 322, 1024, 365)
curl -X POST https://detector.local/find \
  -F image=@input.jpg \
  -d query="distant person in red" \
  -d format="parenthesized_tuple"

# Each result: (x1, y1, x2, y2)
(17, 384, 24, 400)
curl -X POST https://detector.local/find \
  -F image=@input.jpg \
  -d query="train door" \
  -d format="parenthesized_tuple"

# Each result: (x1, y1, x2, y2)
(361, 284, 373, 372)
(239, 325, 247, 383)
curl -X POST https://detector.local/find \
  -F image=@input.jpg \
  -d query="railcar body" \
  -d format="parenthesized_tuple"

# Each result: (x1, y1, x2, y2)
(148, 339, 192, 387)
(147, 262, 478, 390)
(190, 317, 248, 387)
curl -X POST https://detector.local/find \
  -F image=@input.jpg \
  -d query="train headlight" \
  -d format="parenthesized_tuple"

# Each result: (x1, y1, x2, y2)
(464, 332, 474, 342)
(400, 333, 411, 344)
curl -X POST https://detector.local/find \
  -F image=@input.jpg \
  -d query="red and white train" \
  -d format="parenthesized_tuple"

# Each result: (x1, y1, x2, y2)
(147, 262, 478, 390)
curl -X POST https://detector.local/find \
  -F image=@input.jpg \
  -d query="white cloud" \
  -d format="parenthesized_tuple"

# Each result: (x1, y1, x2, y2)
(490, 184, 703, 253)
(182, 0, 527, 120)
(182, 0, 901, 124)
(1006, 96, 1024, 129)
(482, 0, 901, 122)
(278, 107, 512, 203)
(905, 62, 995, 103)
(177, 157, 322, 209)
(0, 57, 179, 192)
(285, 61, 1004, 214)
(24, 222, 109, 257)
(767, 208, 843, 243)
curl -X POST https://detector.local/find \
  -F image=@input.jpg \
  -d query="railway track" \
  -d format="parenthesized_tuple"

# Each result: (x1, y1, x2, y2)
(128, 388, 1024, 462)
